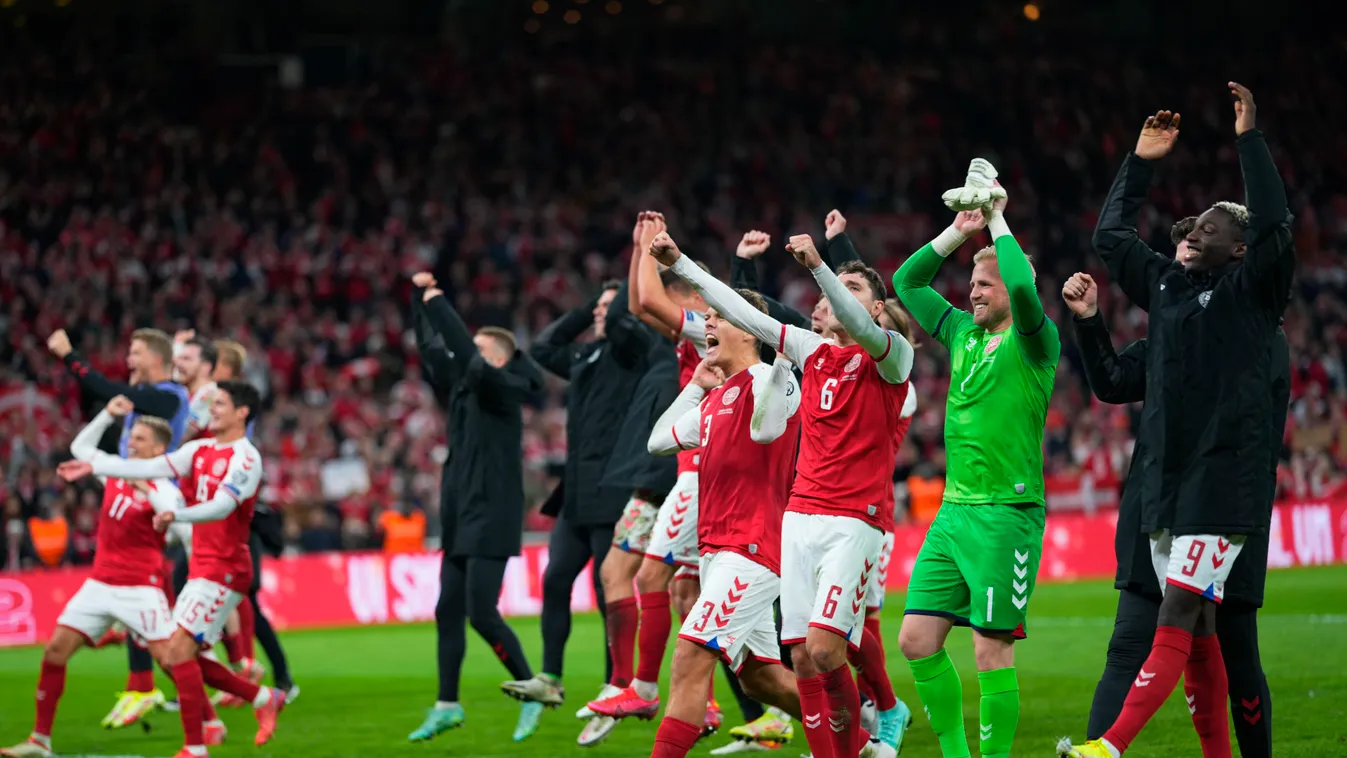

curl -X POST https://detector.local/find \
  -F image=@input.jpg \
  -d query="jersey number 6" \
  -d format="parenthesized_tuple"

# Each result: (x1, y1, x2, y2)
(820, 378, 839, 410)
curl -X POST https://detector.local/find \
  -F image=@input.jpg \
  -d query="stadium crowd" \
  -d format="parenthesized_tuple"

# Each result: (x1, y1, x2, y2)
(2, 30, 1345, 569)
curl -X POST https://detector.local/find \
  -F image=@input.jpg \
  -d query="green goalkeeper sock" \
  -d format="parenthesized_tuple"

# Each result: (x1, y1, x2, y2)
(909, 649, 970, 758)
(977, 667, 1020, 758)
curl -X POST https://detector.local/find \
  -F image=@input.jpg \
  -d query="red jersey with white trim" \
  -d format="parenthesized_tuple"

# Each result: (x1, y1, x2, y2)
(879, 388, 919, 532)
(91, 478, 170, 587)
(184, 381, 218, 441)
(169, 437, 264, 593)
(697, 367, 800, 573)
(789, 339, 910, 530)
(675, 309, 708, 475)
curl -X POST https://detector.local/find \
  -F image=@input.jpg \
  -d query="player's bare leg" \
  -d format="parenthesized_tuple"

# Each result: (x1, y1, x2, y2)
(736, 659, 801, 720)
(1, 626, 85, 758)
(650, 638, 719, 758)
(671, 573, 722, 736)
(899, 613, 971, 758)
(159, 628, 286, 754)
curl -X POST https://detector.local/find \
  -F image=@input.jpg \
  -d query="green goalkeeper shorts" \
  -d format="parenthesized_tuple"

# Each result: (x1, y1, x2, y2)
(903, 502, 1045, 638)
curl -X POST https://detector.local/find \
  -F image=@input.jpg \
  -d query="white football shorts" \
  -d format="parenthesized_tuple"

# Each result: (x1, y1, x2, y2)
(645, 471, 699, 568)
(1150, 530, 1246, 603)
(58, 580, 174, 645)
(865, 530, 896, 611)
(677, 551, 781, 673)
(780, 512, 882, 648)
(174, 577, 245, 647)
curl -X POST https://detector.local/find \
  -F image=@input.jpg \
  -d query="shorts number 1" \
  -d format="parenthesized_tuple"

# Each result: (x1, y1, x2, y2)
(986, 587, 994, 624)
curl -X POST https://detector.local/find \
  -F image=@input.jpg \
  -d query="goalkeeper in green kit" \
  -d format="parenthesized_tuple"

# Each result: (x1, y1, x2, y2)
(891, 159, 1059, 758)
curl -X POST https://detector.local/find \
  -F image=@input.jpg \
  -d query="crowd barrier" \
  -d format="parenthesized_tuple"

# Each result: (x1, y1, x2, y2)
(2, 500, 1344, 647)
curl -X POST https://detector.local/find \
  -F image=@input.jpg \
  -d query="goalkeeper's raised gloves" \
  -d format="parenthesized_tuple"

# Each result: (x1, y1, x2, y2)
(942, 158, 1007, 212)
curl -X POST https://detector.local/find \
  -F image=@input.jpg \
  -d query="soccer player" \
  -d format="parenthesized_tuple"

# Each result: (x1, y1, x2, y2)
(893, 173, 1058, 758)
(173, 332, 222, 443)
(656, 229, 914, 758)
(56, 381, 288, 758)
(644, 289, 804, 758)
(48, 326, 192, 728)
(1059, 84, 1292, 758)
(1, 398, 195, 758)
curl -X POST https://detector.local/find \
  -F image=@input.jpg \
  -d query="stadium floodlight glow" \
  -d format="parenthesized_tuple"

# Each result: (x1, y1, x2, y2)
(1023, 3, 1041, 21)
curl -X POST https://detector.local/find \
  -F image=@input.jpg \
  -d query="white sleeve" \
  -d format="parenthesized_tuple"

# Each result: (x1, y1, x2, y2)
(166, 522, 193, 551)
(144, 479, 186, 515)
(70, 410, 117, 461)
(749, 359, 801, 444)
(901, 385, 918, 419)
(648, 383, 707, 455)
(176, 445, 262, 524)
(91, 441, 200, 480)
(184, 386, 217, 441)
(811, 262, 914, 384)
(679, 309, 708, 351)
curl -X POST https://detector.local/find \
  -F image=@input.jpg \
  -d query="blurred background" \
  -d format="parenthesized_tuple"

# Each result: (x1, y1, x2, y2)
(2, 0, 1343, 569)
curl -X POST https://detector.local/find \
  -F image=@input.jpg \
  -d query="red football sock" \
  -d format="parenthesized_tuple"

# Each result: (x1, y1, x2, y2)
(797, 674, 834, 758)
(820, 664, 863, 757)
(605, 596, 639, 688)
(203, 696, 219, 722)
(1184, 634, 1232, 757)
(635, 590, 672, 683)
(237, 599, 257, 662)
(171, 661, 206, 747)
(848, 626, 896, 711)
(198, 656, 262, 703)
(126, 668, 156, 693)
(223, 632, 245, 665)
(651, 716, 702, 758)
(863, 616, 883, 655)
(34, 660, 66, 738)
(1103, 625, 1193, 753)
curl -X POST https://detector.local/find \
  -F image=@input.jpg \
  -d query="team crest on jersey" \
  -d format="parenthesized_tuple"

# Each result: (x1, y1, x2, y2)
(721, 386, 742, 405)
(212, 459, 228, 477)
(1198, 290, 1212, 308)
(844, 354, 862, 373)
(985, 335, 1003, 355)
(230, 468, 249, 485)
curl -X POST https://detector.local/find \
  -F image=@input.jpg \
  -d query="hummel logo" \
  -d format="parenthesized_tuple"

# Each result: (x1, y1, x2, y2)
(1013, 580, 1028, 594)
(1011, 595, 1027, 610)
(1186, 693, 1197, 715)
(1014, 549, 1029, 564)
(1013, 564, 1028, 579)
(829, 716, 847, 732)
(980, 723, 993, 740)
(678, 492, 692, 504)
(804, 714, 821, 729)
(1135, 669, 1155, 688)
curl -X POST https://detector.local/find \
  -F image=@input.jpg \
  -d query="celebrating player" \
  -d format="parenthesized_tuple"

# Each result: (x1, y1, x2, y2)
(1058, 84, 1293, 758)
(891, 165, 1058, 758)
(1, 398, 195, 758)
(657, 228, 913, 758)
(55, 382, 288, 758)
(643, 288, 804, 758)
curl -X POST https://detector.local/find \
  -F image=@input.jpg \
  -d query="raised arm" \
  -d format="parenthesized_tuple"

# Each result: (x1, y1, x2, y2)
(1092, 111, 1185, 310)
(467, 354, 545, 411)
(529, 305, 594, 379)
(802, 243, 913, 382)
(88, 440, 198, 481)
(172, 445, 262, 524)
(1227, 84, 1295, 308)
(749, 357, 800, 443)
(58, 352, 181, 419)
(70, 409, 118, 464)
(1063, 272, 1144, 404)
(988, 210, 1059, 365)
(604, 282, 655, 367)
(421, 291, 478, 363)
(636, 216, 691, 337)
(647, 383, 707, 455)
(893, 217, 977, 348)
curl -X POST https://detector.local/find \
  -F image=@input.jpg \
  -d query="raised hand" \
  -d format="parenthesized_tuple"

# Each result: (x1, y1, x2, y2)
(736, 230, 771, 260)
(990, 179, 1007, 214)
(638, 211, 661, 255)
(47, 329, 73, 359)
(953, 209, 988, 236)
(942, 158, 1006, 212)
(824, 210, 847, 241)
(56, 460, 94, 483)
(1062, 273, 1099, 318)
(412, 271, 436, 288)
(784, 234, 823, 269)
(106, 395, 135, 417)
(1229, 82, 1256, 136)
(423, 287, 444, 303)
(691, 358, 725, 390)
(173, 329, 195, 345)
(632, 211, 648, 247)
(649, 231, 682, 267)
(1136, 110, 1181, 160)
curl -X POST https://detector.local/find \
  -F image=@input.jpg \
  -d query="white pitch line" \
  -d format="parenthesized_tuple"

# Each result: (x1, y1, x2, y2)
(1031, 614, 1347, 627)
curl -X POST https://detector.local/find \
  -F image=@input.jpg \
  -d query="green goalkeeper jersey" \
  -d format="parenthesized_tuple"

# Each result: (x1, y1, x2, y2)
(894, 231, 1059, 506)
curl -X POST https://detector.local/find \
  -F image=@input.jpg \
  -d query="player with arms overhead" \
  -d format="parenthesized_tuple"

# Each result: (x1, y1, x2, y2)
(892, 162, 1058, 758)
(642, 289, 804, 758)
(657, 228, 913, 758)
(1, 398, 195, 758)
(55, 381, 288, 758)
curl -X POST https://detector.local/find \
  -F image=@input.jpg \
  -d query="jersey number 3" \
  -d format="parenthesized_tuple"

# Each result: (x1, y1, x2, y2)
(820, 378, 839, 410)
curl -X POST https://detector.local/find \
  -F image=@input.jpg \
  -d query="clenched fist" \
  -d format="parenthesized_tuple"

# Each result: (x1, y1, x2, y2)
(47, 329, 73, 359)
(1062, 273, 1099, 319)
(106, 396, 135, 417)
(824, 210, 847, 241)
(785, 234, 822, 270)
(412, 271, 437, 288)
(736, 230, 771, 260)
(649, 231, 683, 267)
(691, 359, 725, 390)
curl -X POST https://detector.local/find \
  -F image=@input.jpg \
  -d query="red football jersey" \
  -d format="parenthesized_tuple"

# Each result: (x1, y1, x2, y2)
(167, 437, 264, 593)
(90, 478, 170, 587)
(697, 366, 800, 573)
(789, 341, 909, 530)
(879, 389, 919, 532)
(675, 309, 708, 475)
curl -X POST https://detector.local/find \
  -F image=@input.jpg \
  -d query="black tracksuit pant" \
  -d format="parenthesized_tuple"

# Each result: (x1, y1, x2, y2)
(1087, 588, 1271, 758)
(436, 555, 534, 702)
(540, 512, 615, 681)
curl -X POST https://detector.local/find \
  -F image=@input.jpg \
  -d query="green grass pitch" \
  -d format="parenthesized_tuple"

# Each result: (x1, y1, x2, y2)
(2, 567, 1344, 757)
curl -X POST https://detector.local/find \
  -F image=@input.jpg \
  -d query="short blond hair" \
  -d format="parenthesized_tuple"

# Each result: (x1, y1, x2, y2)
(214, 339, 247, 378)
(134, 416, 173, 448)
(131, 328, 173, 368)
(973, 245, 1037, 282)
(476, 326, 518, 356)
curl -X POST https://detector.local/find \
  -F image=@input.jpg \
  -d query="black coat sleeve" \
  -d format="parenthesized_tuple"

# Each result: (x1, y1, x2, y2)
(1092, 154, 1179, 312)
(63, 354, 182, 419)
(604, 283, 654, 368)
(825, 232, 863, 267)
(465, 352, 546, 411)
(411, 288, 460, 395)
(530, 306, 595, 379)
(1073, 313, 1147, 405)
(1231, 129, 1296, 312)
(730, 255, 761, 291)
